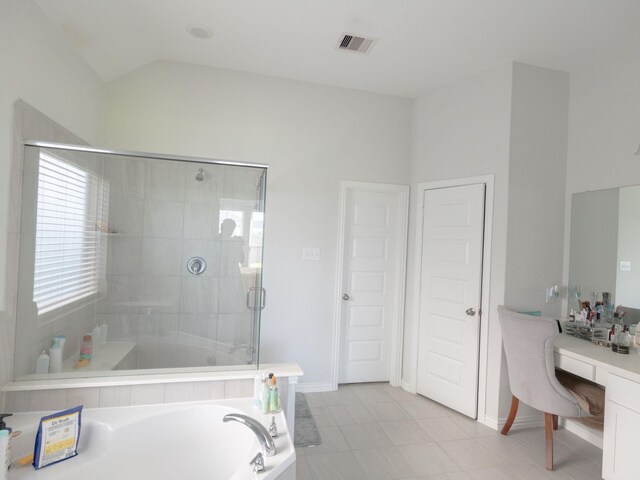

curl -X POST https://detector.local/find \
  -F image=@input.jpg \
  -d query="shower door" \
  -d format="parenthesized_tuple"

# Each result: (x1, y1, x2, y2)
(13, 141, 268, 380)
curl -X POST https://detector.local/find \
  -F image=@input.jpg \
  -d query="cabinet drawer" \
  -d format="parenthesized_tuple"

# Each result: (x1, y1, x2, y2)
(606, 373, 640, 412)
(554, 352, 595, 381)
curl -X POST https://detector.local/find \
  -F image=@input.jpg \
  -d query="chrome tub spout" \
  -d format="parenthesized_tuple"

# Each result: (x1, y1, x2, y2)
(223, 413, 276, 457)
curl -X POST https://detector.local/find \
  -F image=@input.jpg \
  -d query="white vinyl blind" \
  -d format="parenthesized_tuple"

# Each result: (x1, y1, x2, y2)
(33, 151, 102, 315)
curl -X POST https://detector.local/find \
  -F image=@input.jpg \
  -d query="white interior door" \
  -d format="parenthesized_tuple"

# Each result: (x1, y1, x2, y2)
(339, 185, 406, 384)
(417, 183, 485, 418)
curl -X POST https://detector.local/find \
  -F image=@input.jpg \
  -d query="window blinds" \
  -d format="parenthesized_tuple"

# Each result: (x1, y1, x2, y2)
(33, 152, 102, 315)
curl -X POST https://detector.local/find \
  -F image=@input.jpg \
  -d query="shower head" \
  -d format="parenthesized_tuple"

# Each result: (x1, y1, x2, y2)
(195, 168, 205, 181)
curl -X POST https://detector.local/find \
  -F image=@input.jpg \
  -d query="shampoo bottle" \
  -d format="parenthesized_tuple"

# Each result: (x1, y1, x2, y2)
(49, 337, 63, 374)
(92, 325, 102, 348)
(35, 350, 49, 374)
(99, 323, 108, 346)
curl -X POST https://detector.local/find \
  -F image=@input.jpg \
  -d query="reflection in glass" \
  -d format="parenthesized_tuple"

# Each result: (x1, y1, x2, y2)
(14, 144, 266, 380)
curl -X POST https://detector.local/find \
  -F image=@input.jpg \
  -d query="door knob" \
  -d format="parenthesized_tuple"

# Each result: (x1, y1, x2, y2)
(342, 293, 350, 301)
(466, 308, 476, 316)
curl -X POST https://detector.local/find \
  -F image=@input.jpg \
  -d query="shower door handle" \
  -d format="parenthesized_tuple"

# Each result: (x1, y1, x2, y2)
(259, 288, 266, 310)
(247, 288, 256, 310)
(246, 287, 266, 311)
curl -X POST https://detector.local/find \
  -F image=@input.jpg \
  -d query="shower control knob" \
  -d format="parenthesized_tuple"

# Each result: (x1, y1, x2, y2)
(466, 308, 476, 316)
(187, 257, 207, 275)
(342, 293, 350, 301)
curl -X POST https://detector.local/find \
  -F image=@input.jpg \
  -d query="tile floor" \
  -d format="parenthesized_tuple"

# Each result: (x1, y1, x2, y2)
(295, 383, 603, 480)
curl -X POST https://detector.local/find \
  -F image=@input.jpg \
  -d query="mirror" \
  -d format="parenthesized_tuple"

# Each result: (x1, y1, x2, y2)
(13, 143, 267, 381)
(568, 185, 640, 313)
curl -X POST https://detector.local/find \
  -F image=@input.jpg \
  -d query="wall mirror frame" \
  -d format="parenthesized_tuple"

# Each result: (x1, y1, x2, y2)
(10, 140, 268, 385)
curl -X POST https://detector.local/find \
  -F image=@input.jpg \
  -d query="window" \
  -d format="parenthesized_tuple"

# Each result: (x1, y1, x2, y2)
(33, 151, 107, 315)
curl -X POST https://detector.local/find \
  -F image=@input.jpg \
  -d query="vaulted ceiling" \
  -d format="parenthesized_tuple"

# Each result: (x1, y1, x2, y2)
(35, 0, 640, 97)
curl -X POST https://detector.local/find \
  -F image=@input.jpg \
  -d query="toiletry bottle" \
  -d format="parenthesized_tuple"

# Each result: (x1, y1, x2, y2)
(0, 414, 11, 477)
(49, 337, 63, 374)
(269, 375, 281, 413)
(80, 334, 93, 361)
(99, 323, 108, 346)
(92, 325, 102, 348)
(0, 430, 8, 479)
(36, 350, 49, 374)
(260, 374, 270, 414)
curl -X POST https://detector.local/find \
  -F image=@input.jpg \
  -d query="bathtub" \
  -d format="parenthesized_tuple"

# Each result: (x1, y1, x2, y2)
(116, 332, 253, 371)
(7, 399, 296, 480)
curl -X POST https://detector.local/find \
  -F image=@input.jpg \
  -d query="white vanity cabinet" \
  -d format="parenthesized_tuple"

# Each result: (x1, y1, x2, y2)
(602, 373, 640, 479)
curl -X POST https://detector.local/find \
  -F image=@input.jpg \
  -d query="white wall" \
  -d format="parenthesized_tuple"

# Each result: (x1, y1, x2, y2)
(562, 51, 640, 312)
(407, 63, 571, 427)
(505, 63, 569, 316)
(406, 64, 513, 424)
(102, 61, 412, 389)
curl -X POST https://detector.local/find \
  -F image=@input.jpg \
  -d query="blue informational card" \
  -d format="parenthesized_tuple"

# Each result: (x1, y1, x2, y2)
(33, 405, 83, 469)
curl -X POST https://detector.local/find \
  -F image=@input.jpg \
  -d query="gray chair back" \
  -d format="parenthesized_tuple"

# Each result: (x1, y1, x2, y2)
(498, 306, 579, 417)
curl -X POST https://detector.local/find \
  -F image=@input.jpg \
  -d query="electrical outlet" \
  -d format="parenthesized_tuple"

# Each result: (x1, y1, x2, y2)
(302, 247, 321, 261)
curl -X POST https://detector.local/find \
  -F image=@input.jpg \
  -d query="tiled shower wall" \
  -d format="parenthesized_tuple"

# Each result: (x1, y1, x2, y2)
(94, 154, 260, 369)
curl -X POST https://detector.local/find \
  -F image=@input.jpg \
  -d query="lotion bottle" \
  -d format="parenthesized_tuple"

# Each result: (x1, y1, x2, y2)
(268, 375, 281, 413)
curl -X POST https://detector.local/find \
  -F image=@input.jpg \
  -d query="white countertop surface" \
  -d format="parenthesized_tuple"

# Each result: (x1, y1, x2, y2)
(554, 333, 640, 383)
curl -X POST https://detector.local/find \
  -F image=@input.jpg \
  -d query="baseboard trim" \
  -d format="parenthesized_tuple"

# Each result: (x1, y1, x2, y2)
(297, 382, 334, 393)
(483, 413, 545, 431)
(401, 379, 416, 394)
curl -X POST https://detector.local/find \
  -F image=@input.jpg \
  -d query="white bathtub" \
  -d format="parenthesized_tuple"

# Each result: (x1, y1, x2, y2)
(118, 332, 252, 370)
(8, 399, 296, 480)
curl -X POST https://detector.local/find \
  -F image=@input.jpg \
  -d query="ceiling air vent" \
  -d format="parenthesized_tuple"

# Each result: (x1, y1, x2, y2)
(337, 34, 377, 55)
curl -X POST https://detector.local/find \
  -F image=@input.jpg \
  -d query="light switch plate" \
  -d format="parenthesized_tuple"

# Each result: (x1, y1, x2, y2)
(620, 261, 631, 271)
(303, 247, 321, 261)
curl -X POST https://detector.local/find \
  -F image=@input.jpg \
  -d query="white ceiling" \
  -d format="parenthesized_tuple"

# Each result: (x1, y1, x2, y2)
(34, 0, 640, 98)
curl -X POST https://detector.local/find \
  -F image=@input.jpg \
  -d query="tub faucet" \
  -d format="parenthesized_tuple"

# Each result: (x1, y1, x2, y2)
(223, 413, 276, 457)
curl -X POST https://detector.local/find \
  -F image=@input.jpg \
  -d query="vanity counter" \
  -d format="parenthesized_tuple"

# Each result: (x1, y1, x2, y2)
(554, 333, 640, 386)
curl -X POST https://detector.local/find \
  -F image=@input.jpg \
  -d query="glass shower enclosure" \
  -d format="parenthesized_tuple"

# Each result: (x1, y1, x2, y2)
(13, 142, 267, 380)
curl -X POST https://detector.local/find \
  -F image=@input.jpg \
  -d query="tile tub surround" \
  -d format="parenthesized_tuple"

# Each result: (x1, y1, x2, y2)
(2, 363, 302, 429)
(295, 383, 604, 480)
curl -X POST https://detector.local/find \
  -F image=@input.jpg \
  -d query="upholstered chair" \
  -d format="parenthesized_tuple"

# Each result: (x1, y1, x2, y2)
(498, 306, 581, 470)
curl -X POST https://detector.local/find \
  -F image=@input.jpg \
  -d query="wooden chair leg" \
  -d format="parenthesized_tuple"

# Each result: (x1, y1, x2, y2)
(545, 412, 554, 470)
(501, 395, 519, 435)
(552, 414, 558, 431)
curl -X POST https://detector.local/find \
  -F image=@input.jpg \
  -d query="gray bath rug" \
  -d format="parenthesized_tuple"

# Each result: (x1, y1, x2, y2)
(294, 392, 322, 448)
